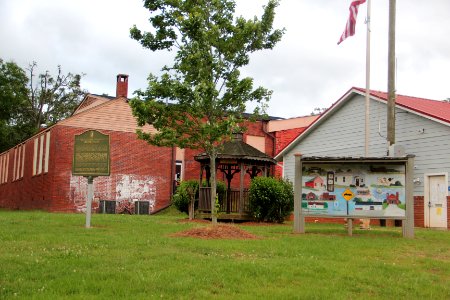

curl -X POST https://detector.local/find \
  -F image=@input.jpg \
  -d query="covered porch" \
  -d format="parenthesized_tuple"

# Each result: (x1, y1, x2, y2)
(194, 133, 276, 221)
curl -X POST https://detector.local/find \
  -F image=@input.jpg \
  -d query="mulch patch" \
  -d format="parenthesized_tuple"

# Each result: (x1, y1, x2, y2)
(178, 218, 211, 224)
(172, 223, 260, 240)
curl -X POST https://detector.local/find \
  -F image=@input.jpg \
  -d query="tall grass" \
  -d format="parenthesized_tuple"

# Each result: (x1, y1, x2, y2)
(0, 210, 448, 299)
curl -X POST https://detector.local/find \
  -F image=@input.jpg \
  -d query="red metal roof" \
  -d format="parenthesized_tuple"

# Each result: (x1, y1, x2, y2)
(354, 87, 450, 124)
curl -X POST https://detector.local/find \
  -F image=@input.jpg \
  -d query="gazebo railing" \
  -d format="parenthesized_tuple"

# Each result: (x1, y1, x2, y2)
(198, 187, 212, 211)
(198, 187, 250, 214)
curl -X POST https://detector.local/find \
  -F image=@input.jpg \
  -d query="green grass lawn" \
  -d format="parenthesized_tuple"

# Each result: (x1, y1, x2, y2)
(0, 209, 448, 299)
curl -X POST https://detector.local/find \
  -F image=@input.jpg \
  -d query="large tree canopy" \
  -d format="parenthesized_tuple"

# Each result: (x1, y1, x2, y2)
(0, 59, 85, 152)
(0, 59, 28, 122)
(0, 59, 33, 151)
(27, 62, 85, 130)
(130, 0, 284, 222)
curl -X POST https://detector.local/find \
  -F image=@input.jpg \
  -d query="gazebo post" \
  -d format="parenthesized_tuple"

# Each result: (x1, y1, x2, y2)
(239, 162, 245, 215)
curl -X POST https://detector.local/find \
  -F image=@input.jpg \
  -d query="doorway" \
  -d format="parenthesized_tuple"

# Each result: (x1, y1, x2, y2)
(425, 174, 448, 228)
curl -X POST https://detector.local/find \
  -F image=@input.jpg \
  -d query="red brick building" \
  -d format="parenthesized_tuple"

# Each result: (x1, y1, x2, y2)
(0, 75, 315, 214)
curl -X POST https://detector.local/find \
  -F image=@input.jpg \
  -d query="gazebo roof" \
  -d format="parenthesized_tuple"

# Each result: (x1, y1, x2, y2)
(194, 133, 276, 165)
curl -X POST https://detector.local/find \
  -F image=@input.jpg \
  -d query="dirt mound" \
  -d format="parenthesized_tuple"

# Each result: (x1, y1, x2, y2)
(172, 224, 259, 240)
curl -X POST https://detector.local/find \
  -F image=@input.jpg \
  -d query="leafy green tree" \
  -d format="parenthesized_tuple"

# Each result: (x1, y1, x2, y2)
(0, 59, 28, 121)
(130, 0, 284, 223)
(0, 59, 85, 152)
(0, 59, 33, 151)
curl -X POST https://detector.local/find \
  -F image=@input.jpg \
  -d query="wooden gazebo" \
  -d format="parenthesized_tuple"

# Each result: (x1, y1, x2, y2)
(194, 133, 276, 220)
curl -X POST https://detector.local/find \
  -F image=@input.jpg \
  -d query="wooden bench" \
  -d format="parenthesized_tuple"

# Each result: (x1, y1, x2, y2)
(302, 214, 407, 236)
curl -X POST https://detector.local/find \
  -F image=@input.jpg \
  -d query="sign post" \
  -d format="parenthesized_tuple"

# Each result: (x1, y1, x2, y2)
(86, 176, 94, 228)
(293, 153, 304, 233)
(342, 188, 355, 236)
(72, 130, 110, 228)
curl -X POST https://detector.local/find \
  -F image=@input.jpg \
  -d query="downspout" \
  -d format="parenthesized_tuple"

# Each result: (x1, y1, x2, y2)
(262, 120, 276, 176)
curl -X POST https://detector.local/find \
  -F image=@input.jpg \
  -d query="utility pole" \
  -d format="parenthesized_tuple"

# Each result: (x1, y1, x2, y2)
(387, 0, 396, 148)
(364, 0, 372, 157)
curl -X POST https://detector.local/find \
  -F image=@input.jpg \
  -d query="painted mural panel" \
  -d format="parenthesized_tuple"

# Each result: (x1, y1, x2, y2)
(302, 163, 406, 217)
(69, 174, 156, 213)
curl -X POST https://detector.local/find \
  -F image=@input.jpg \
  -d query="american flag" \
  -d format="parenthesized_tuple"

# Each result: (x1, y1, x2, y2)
(338, 0, 366, 45)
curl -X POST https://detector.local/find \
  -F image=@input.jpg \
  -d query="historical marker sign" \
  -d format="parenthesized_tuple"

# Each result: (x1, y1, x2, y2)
(73, 130, 110, 176)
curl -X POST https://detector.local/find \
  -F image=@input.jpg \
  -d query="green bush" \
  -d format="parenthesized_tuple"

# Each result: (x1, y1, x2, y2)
(172, 180, 199, 214)
(172, 180, 227, 213)
(249, 177, 294, 223)
(206, 180, 227, 204)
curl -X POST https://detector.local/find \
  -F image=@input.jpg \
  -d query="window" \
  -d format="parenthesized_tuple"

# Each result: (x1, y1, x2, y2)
(38, 135, 44, 174)
(13, 144, 25, 181)
(173, 160, 183, 194)
(0, 152, 9, 184)
(33, 131, 51, 176)
(44, 131, 50, 172)
(33, 138, 38, 175)
(175, 160, 183, 183)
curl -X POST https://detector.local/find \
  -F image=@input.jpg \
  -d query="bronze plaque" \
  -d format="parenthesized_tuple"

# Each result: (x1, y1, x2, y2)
(72, 130, 110, 176)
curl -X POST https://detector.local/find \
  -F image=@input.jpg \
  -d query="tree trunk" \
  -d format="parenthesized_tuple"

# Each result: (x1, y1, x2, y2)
(209, 151, 217, 224)
(188, 197, 194, 220)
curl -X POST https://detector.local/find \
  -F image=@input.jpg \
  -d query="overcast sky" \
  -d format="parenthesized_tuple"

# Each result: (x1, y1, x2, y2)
(1, 0, 449, 118)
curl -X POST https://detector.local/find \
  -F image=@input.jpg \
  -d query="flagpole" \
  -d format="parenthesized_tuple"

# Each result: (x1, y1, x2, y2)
(364, 0, 371, 157)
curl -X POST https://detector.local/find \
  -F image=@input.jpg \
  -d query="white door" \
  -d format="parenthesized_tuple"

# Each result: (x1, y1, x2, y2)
(425, 175, 448, 228)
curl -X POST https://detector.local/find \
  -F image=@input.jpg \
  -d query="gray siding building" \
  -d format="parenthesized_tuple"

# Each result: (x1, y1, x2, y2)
(276, 88, 450, 228)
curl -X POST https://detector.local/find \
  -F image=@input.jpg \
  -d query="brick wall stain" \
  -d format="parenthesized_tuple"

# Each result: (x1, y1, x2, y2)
(69, 174, 157, 213)
(115, 175, 156, 206)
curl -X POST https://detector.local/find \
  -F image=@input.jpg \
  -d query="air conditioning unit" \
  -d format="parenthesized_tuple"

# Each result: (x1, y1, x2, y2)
(99, 200, 116, 214)
(134, 201, 150, 215)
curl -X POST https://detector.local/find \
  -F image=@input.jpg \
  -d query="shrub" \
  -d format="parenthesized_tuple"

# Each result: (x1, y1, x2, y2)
(249, 177, 294, 223)
(172, 180, 227, 214)
(172, 180, 199, 214)
(211, 180, 226, 204)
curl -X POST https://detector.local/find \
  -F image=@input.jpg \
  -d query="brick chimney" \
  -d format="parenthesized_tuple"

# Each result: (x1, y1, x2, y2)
(116, 74, 129, 98)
